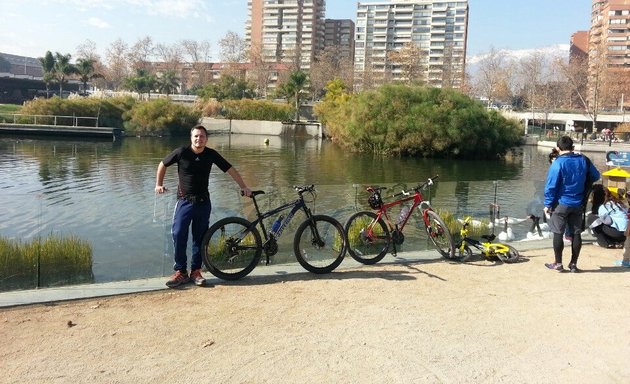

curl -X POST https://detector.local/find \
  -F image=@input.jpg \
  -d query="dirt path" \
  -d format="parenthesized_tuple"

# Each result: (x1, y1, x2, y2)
(2, 244, 629, 383)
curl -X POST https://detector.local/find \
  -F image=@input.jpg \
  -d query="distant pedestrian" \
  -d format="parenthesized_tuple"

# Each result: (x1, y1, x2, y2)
(543, 136, 600, 273)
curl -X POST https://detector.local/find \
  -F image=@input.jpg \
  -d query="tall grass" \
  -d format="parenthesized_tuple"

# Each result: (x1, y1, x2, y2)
(0, 234, 94, 291)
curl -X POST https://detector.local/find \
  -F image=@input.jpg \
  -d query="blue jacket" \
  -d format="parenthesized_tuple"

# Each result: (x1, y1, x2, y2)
(544, 152, 600, 208)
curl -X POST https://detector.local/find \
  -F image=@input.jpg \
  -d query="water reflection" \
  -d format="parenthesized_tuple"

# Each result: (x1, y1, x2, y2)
(0, 135, 610, 286)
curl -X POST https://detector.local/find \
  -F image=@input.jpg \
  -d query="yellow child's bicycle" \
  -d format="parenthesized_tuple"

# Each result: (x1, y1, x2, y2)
(454, 217, 520, 263)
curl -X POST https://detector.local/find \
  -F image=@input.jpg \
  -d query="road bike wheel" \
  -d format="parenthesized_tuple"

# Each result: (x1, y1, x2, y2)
(201, 217, 262, 280)
(496, 244, 520, 263)
(294, 215, 346, 274)
(423, 210, 455, 259)
(454, 242, 473, 262)
(344, 211, 390, 264)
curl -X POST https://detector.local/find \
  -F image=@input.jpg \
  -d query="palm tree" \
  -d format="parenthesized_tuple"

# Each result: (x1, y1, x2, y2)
(38, 51, 56, 98)
(75, 58, 102, 95)
(281, 70, 308, 121)
(53, 52, 77, 96)
(156, 70, 180, 95)
(123, 68, 158, 99)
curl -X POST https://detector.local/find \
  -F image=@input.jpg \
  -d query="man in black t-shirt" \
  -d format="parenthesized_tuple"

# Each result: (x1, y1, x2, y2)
(155, 125, 251, 287)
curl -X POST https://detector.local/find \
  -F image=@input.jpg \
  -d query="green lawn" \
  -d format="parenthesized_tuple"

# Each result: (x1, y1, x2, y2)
(0, 104, 21, 114)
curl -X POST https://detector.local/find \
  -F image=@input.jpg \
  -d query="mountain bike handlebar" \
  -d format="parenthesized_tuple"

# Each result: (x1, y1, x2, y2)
(240, 185, 315, 198)
(391, 175, 439, 198)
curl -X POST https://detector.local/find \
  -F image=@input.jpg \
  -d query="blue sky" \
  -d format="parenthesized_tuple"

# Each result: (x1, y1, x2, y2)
(0, 0, 592, 60)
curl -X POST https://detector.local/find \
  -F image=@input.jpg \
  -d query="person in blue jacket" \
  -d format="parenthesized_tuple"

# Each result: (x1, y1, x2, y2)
(544, 135, 601, 273)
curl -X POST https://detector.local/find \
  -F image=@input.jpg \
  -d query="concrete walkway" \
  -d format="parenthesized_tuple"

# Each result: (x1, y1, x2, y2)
(0, 238, 564, 308)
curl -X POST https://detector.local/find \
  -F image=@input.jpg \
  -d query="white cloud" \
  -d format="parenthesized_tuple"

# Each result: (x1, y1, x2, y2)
(147, 0, 207, 19)
(85, 17, 111, 29)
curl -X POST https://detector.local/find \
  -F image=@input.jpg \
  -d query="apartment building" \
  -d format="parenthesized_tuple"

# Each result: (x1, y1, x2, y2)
(570, 31, 589, 62)
(324, 19, 355, 62)
(354, 0, 468, 91)
(245, 0, 326, 71)
(589, 0, 630, 108)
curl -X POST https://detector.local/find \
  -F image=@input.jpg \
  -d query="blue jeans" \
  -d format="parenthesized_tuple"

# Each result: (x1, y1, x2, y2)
(171, 198, 211, 272)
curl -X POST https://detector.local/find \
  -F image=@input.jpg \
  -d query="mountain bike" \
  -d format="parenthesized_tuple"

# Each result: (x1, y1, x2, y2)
(201, 185, 346, 280)
(454, 216, 520, 263)
(344, 176, 455, 264)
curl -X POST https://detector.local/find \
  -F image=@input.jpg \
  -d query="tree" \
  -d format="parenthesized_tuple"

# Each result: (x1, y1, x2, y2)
(555, 44, 607, 133)
(157, 70, 180, 95)
(196, 75, 254, 101)
(219, 31, 246, 63)
(473, 47, 515, 107)
(180, 39, 212, 91)
(105, 39, 131, 90)
(277, 70, 308, 121)
(76, 39, 108, 90)
(128, 36, 154, 71)
(75, 58, 103, 94)
(38, 51, 56, 98)
(154, 43, 183, 73)
(247, 44, 272, 98)
(386, 42, 425, 85)
(518, 52, 546, 126)
(309, 46, 354, 99)
(123, 68, 157, 98)
(52, 52, 77, 95)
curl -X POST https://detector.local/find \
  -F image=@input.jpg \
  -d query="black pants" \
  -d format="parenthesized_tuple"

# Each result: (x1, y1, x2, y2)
(592, 224, 626, 248)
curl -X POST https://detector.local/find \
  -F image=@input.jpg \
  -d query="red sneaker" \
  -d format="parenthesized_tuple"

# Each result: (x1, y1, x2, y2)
(166, 270, 189, 288)
(190, 269, 206, 287)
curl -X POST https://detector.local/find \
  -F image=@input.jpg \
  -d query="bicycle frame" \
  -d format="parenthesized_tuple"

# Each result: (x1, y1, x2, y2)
(373, 191, 431, 232)
(458, 218, 510, 258)
(247, 187, 317, 264)
(370, 178, 436, 234)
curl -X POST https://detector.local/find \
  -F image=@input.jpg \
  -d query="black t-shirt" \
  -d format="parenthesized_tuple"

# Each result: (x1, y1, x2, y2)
(162, 146, 232, 199)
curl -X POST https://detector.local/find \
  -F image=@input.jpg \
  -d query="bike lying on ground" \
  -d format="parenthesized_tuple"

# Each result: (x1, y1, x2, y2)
(201, 185, 346, 280)
(454, 216, 520, 263)
(344, 176, 455, 265)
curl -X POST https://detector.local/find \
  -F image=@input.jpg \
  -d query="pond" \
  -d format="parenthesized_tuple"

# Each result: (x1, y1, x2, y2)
(0, 134, 610, 287)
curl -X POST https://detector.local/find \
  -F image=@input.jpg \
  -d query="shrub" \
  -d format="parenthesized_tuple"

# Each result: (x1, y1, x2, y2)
(196, 98, 294, 121)
(123, 98, 201, 136)
(315, 84, 523, 159)
(19, 96, 134, 128)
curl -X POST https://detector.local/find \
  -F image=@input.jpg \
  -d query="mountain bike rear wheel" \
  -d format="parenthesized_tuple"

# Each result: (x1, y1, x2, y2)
(294, 215, 346, 274)
(201, 217, 262, 280)
(344, 211, 390, 264)
(423, 210, 455, 259)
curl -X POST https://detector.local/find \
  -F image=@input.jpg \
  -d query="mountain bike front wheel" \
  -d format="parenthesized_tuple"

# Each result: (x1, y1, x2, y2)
(344, 211, 390, 264)
(423, 209, 455, 259)
(294, 215, 346, 274)
(201, 217, 262, 280)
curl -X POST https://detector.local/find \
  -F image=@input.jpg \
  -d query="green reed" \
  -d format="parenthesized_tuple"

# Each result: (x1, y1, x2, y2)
(0, 234, 94, 291)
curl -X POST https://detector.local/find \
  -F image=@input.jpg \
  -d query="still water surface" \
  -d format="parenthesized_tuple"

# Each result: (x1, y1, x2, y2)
(0, 135, 610, 284)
